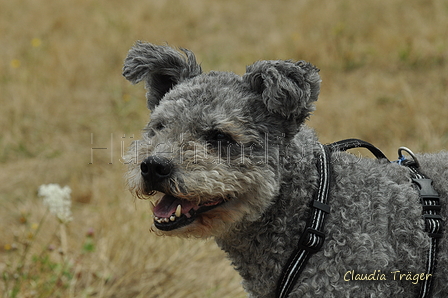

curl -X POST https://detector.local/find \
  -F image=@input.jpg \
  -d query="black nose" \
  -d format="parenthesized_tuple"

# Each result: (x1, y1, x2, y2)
(140, 156, 173, 182)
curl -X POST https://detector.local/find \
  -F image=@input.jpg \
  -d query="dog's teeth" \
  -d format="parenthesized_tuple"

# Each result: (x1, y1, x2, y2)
(175, 204, 182, 217)
(155, 215, 176, 223)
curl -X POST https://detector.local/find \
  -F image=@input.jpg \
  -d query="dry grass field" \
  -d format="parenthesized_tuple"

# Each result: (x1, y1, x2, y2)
(1, 0, 447, 297)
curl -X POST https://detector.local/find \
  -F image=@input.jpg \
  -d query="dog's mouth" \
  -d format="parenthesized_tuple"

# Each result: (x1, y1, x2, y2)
(152, 194, 226, 231)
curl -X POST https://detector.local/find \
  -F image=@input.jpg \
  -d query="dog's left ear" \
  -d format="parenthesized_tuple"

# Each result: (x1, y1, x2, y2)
(123, 42, 202, 110)
(243, 60, 321, 122)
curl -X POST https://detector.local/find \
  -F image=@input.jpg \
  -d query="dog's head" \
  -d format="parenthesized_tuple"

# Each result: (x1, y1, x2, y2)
(123, 42, 320, 237)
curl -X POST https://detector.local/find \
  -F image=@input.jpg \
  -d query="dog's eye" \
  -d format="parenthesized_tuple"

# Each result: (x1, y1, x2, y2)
(146, 122, 165, 138)
(207, 130, 235, 145)
(154, 122, 165, 131)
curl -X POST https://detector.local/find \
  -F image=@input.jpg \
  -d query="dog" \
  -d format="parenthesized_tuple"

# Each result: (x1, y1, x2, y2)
(122, 42, 448, 297)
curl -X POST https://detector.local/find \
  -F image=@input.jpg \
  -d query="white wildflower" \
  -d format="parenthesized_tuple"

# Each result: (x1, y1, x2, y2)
(38, 183, 73, 223)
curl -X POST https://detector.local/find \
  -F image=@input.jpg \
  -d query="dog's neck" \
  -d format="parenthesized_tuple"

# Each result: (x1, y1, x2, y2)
(215, 126, 321, 297)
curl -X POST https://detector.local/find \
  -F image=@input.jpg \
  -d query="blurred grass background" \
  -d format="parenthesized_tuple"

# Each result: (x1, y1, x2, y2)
(0, 0, 447, 297)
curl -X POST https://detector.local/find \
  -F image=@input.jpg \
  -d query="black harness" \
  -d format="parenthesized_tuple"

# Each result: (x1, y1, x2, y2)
(276, 139, 443, 298)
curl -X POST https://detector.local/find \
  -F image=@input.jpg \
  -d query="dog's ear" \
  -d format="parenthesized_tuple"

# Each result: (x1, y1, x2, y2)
(243, 60, 320, 122)
(123, 42, 202, 110)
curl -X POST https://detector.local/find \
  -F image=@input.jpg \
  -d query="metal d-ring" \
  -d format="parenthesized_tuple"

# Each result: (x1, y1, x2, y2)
(398, 146, 420, 168)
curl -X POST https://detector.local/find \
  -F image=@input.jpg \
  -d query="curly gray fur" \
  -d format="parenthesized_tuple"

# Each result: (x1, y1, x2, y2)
(123, 42, 448, 297)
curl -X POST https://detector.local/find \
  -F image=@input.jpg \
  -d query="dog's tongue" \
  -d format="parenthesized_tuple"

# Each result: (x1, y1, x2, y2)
(153, 195, 197, 218)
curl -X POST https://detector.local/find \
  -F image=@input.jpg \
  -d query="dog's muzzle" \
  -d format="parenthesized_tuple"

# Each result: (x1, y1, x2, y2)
(139, 156, 228, 231)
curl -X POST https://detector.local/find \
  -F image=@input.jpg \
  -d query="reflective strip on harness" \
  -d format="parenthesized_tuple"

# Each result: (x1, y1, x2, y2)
(406, 164, 444, 298)
(276, 143, 331, 298)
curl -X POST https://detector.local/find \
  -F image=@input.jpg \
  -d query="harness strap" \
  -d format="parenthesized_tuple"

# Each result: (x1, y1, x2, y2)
(276, 143, 332, 298)
(327, 138, 390, 161)
(396, 148, 443, 298)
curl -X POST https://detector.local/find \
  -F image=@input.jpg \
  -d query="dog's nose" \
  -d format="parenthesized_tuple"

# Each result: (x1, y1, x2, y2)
(140, 156, 173, 182)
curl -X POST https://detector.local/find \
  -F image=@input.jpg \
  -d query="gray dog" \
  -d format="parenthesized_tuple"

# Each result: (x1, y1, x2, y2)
(122, 42, 448, 297)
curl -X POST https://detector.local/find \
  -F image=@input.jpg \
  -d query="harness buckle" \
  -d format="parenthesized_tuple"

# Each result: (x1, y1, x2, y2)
(412, 178, 440, 198)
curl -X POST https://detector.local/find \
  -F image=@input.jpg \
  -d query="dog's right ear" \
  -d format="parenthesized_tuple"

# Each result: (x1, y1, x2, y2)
(243, 60, 320, 121)
(123, 42, 202, 110)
